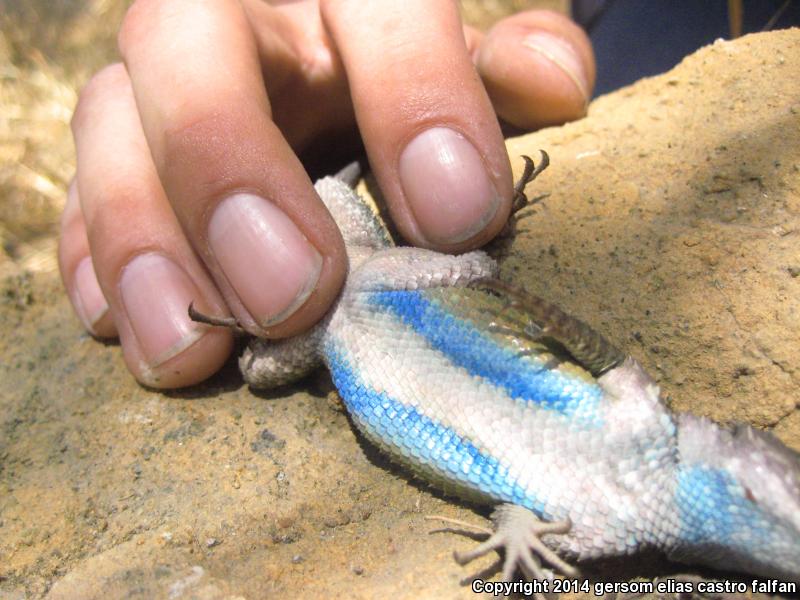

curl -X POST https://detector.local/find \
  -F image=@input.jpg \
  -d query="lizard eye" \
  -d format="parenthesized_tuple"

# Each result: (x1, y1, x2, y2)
(743, 486, 756, 503)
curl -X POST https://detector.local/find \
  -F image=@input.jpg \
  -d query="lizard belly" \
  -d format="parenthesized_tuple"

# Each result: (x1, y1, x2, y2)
(322, 252, 682, 559)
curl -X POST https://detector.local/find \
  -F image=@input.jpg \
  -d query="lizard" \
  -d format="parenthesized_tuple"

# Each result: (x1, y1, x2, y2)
(191, 152, 800, 590)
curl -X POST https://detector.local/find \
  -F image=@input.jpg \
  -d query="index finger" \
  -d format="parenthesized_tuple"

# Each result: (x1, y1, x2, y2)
(118, 0, 347, 338)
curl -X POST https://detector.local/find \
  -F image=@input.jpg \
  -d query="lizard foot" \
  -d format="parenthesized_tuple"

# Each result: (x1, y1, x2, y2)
(512, 150, 550, 215)
(428, 504, 578, 590)
(491, 151, 550, 255)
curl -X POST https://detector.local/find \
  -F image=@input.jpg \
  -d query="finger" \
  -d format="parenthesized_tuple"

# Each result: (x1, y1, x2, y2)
(240, 0, 356, 152)
(58, 177, 117, 338)
(476, 10, 595, 130)
(463, 24, 485, 61)
(118, 0, 347, 338)
(320, 0, 514, 252)
(71, 63, 233, 388)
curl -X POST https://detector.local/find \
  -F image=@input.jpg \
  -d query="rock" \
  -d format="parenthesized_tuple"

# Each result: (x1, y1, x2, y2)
(503, 30, 800, 435)
(1, 29, 798, 600)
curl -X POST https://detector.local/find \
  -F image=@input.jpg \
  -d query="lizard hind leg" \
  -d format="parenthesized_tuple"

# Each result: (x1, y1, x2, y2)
(434, 504, 578, 589)
(472, 279, 625, 377)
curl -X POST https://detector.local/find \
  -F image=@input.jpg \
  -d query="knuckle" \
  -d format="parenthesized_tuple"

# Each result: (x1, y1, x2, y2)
(118, 0, 160, 59)
(319, 0, 358, 22)
(119, 0, 195, 60)
(317, 0, 338, 14)
(72, 63, 128, 132)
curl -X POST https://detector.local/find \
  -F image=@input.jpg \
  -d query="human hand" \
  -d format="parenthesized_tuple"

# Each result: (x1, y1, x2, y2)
(59, 0, 594, 388)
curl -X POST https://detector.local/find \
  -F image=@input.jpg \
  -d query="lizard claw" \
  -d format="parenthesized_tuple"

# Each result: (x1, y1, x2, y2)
(490, 151, 550, 256)
(512, 150, 550, 215)
(187, 301, 247, 336)
(452, 504, 578, 586)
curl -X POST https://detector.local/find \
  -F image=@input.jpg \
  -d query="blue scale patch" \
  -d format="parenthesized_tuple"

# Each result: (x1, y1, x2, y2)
(368, 289, 602, 421)
(326, 344, 548, 513)
(675, 465, 778, 552)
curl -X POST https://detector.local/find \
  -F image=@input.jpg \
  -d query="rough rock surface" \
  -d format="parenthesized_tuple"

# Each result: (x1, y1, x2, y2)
(1, 29, 798, 600)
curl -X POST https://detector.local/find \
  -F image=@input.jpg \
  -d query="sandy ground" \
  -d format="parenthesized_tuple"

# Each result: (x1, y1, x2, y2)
(1, 24, 799, 600)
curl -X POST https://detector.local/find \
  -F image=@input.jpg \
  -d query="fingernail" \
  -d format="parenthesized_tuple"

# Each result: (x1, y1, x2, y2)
(522, 31, 590, 104)
(73, 256, 109, 334)
(120, 253, 205, 368)
(399, 127, 500, 245)
(208, 194, 322, 327)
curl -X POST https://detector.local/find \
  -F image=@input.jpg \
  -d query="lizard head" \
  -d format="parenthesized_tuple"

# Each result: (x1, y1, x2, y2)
(670, 414, 800, 581)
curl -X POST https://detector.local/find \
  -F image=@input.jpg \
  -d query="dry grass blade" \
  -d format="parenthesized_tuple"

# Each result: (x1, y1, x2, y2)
(0, 0, 127, 277)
